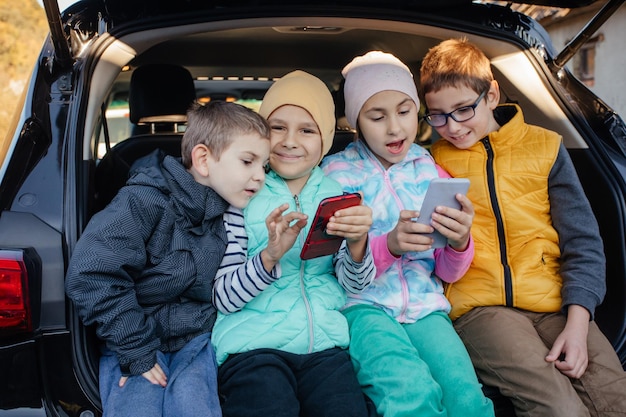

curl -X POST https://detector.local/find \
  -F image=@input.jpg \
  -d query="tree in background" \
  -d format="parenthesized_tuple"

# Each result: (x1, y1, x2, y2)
(0, 0, 47, 141)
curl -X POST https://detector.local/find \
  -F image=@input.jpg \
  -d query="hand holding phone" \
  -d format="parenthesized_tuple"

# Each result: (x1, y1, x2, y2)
(414, 178, 470, 248)
(300, 193, 362, 260)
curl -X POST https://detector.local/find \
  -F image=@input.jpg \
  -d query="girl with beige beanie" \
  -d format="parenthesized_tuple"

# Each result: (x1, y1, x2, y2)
(212, 70, 378, 417)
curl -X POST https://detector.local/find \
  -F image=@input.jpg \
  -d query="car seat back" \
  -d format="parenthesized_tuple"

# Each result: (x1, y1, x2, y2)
(94, 64, 196, 211)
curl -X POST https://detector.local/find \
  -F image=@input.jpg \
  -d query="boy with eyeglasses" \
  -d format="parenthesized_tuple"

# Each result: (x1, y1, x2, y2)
(420, 37, 626, 416)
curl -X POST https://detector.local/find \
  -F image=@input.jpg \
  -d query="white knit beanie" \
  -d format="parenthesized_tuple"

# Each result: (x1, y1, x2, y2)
(342, 51, 420, 129)
(259, 70, 336, 159)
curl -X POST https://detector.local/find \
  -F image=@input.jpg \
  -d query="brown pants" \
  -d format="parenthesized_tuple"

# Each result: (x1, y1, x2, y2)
(454, 306, 626, 417)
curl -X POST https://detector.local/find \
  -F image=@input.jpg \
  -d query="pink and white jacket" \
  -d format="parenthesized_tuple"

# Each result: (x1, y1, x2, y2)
(321, 140, 473, 323)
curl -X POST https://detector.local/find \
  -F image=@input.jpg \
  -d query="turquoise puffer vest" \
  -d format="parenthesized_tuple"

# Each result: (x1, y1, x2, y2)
(212, 167, 351, 365)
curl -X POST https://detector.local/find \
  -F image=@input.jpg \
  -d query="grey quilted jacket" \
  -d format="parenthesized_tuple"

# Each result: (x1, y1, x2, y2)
(66, 150, 228, 375)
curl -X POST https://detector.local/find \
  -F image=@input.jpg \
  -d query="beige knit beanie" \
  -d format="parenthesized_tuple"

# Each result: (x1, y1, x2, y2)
(259, 70, 336, 159)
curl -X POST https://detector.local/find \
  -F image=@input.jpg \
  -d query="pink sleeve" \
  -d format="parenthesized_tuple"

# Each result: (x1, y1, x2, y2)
(370, 233, 399, 278)
(436, 164, 451, 178)
(433, 235, 474, 283)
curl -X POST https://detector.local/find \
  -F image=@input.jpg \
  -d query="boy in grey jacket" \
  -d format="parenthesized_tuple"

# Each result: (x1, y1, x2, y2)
(65, 101, 270, 417)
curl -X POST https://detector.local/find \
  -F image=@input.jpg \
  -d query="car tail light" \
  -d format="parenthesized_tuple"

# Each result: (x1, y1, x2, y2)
(0, 250, 32, 333)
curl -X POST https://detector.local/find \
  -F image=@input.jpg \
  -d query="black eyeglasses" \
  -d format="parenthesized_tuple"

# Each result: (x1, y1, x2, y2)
(424, 90, 488, 127)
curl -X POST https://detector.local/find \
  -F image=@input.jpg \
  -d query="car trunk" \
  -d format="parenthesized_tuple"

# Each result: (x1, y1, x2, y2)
(26, 1, 625, 416)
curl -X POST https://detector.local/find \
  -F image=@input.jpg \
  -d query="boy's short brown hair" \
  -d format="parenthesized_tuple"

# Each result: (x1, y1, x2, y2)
(181, 101, 270, 168)
(419, 38, 494, 97)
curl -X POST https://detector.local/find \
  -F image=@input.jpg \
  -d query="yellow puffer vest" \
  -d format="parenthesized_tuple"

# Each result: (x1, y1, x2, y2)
(432, 104, 563, 320)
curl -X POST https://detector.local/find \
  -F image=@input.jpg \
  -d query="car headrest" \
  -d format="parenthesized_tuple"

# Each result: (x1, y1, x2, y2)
(128, 64, 196, 124)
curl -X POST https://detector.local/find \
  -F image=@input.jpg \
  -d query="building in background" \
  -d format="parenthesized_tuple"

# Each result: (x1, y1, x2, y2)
(489, 1, 626, 120)
(540, 2, 626, 119)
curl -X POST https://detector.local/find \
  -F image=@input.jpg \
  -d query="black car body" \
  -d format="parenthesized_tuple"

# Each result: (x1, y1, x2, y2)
(1, 0, 625, 416)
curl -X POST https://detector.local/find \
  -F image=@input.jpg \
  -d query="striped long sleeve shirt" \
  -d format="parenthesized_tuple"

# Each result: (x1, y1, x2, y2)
(213, 206, 376, 314)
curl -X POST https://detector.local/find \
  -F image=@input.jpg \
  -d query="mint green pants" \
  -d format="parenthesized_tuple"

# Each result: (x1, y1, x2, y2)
(344, 305, 494, 417)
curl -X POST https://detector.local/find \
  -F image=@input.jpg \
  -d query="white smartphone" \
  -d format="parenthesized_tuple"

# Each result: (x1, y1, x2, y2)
(414, 178, 470, 248)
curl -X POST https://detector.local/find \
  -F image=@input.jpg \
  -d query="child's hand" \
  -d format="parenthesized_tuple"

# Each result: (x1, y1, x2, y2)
(545, 305, 590, 379)
(326, 201, 373, 262)
(261, 203, 308, 271)
(119, 363, 167, 387)
(325, 204, 372, 243)
(387, 210, 437, 256)
(430, 193, 474, 251)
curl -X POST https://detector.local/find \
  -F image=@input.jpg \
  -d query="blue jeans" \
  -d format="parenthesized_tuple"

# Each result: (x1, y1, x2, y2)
(99, 333, 221, 417)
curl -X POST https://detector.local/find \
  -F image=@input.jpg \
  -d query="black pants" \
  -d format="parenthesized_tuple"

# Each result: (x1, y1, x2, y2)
(218, 347, 377, 417)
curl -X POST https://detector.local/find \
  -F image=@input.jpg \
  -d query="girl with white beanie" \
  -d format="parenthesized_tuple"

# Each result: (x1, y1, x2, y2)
(321, 51, 494, 417)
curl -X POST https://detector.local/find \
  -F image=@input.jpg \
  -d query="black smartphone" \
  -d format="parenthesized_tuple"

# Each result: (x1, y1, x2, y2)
(414, 178, 470, 248)
(300, 193, 362, 260)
